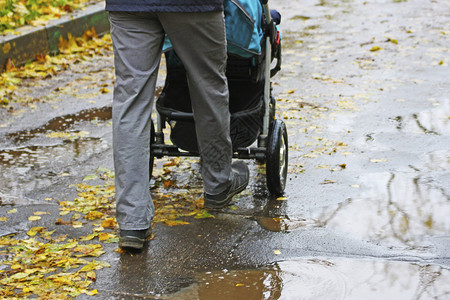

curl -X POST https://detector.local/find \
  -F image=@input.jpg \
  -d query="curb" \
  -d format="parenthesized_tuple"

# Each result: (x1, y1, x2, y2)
(0, 1, 109, 72)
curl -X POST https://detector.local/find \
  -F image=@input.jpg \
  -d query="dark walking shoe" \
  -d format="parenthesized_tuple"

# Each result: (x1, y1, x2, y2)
(119, 228, 152, 250)
(204, 161, 249, 209)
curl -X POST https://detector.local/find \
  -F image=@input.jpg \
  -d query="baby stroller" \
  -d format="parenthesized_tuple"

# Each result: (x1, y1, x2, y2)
(151, 0, 287, 195)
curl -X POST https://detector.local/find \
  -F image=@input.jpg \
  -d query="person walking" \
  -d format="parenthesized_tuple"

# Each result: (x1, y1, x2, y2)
(105, 0, 250, 250)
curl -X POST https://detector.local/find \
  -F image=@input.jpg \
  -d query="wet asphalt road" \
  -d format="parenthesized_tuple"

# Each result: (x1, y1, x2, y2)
(0, 0, 449, 299)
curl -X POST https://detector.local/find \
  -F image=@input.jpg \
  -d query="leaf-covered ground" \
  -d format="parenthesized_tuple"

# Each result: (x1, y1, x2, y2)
(0, 160, 214, 298)
(0, 0, 102, 33)
(0, 27, 112, 112)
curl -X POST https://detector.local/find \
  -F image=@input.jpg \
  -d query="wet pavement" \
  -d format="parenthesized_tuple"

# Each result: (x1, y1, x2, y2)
(1, 0, 449, 299)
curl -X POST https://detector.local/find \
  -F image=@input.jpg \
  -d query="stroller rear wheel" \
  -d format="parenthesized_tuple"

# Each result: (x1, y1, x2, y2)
(266, 119, 288, 195)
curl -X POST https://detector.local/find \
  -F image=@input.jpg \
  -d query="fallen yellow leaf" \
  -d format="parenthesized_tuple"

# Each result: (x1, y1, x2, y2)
(98, 232, 116, 241)
(370, 158, 387, 163)
(85, 289, 98, 296)
(101, 218, 117, 228)
(34, 211, 50, 216)
(72, 221, 84, 228)
(27, 227, 44, 237)
(370, 46, 382, 52)
(165, 220, 189, 226)
(85, 211, 104, 220)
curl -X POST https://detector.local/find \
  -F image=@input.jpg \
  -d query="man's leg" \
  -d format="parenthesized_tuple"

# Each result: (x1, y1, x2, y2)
(109, 12, 164, 234)
(159, 12, 233, 196)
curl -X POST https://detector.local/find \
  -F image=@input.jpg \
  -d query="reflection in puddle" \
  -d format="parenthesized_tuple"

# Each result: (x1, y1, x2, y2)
(313, 170, 450, 249)
(169, 258, 450, 300)
(391, 100, 449, 135)
(421, 150, 449, 172)
(255, 216, 320, 232)
(0, 138, 109, 205)
(6, 106, 112, 143)
(0, 106, 114, 205)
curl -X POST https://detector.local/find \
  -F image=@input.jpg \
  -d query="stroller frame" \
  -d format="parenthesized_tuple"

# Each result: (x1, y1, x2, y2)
(151, 0, 287, 195)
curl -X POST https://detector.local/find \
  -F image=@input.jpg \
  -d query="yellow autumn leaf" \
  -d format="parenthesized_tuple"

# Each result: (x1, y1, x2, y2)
(321, 179, 336, 184)
(27, 227, 44, 237)
(93, 226, 105, 232)
(101, 218, 117, 228)
(82, 174, 98, 181)
(273, 249, 282, 255)
(85, 211, 104, 220)
(370, 158, 387, 163)
(33, 211, 50, 216)
(85, 289, 98, 296)
(98, 232, 115, 241)
(72, 221, 84, 228)
(388, 38, 398, 44)
(80, 233, 97, 241)
(28, 216, 41, 221)
(165, 220, 190, 226)
(194, 210, 215, 219)
(163, 157, 180, 167)
(86, 271, 96, 281)
(0, 217, 9, 222)
(370, 46, 382, 52)
(7, 208, 17, 214)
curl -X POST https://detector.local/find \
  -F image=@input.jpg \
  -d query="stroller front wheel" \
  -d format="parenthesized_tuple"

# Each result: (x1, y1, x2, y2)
(266, 119, 288, 195)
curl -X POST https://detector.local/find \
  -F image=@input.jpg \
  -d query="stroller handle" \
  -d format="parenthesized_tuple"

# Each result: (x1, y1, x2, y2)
(260, 0, 272, 26)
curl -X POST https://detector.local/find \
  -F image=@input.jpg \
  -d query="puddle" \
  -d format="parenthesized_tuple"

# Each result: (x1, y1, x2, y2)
(6, 106, 112, 143)
(254, 216, 320, 232)
(168, 258, 450, 300)
(0, 105, 116, 205)
(0, 138, 109, 205)
(390, 100, 449, 135)
(310, 170, 450, 249)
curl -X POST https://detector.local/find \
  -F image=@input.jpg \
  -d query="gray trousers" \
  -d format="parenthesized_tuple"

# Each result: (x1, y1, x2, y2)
(109, 11, 233, 230)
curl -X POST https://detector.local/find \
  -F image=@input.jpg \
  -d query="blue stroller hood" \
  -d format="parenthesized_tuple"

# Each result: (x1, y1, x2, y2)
(163, 0, 264, 58)
(224, 0, 263, 57)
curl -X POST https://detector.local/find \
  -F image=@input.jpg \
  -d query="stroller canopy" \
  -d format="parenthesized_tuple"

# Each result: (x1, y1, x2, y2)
(163, 0, 264, 58)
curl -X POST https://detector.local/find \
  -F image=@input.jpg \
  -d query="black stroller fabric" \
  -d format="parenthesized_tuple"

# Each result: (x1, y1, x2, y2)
(156, 52, 265, 153)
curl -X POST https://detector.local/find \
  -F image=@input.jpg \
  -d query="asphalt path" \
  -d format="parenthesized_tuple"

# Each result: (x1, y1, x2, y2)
(0, 0, 449, 299)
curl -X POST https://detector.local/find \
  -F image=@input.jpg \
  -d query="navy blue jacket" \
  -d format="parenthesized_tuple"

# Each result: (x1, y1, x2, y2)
(105, 0, 224, 12)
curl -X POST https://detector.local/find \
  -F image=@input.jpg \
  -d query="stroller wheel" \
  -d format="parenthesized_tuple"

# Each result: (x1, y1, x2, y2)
(149, 120, 155, 181)
(266, 119, 288, 195)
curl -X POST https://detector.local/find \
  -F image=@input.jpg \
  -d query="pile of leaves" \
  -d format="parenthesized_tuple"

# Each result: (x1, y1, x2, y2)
(0, 27, 113, 111)
(0, 0, 102, 32)
(0, 162, 213, 298)
(152, 157, 214, 226)
(0, 168, 116, 298)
